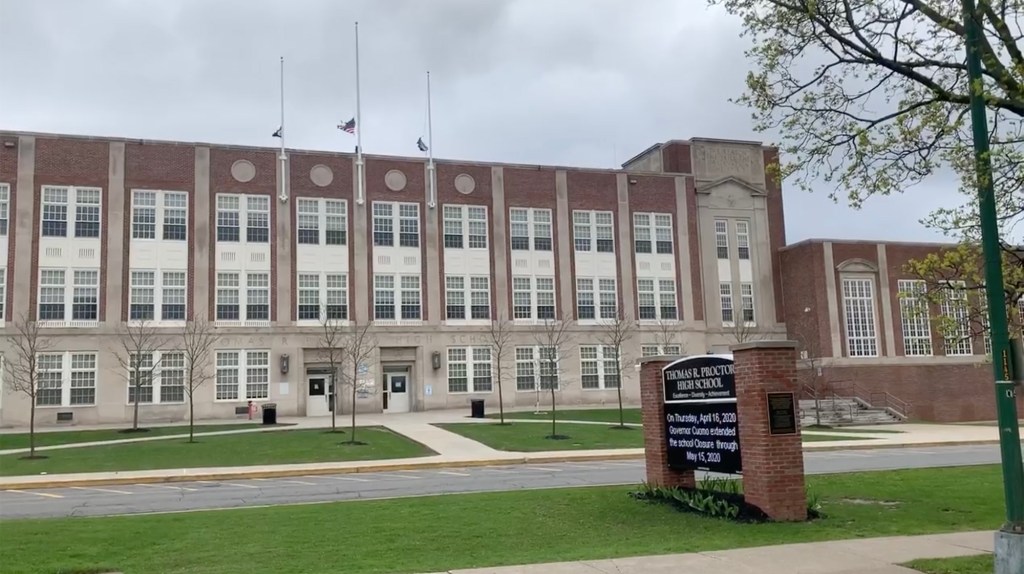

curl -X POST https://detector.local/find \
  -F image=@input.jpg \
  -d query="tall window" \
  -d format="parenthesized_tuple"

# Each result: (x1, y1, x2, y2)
(512, 276, 555, 320)
(736, 221, 750, 260)
(509, 208, 552, 251)
(740, 282, 755, 324)
(216, 272, 240, 320)
(573, 210, 614, 253)
(580, 345, 621, 389)
(576, 278, 617, 320)
(216, 194, 270, 243)
(898, 279, 932, 356)
(842, 277, 879, 357)
(325, 274, 348, 320)
(941, 281, 973, 356)
(40, 186, 102, 239)
(447, 347, 493, 393)
(160, 352, 186, 403)
(0, 268, 6, 320)
(443, 205, 488, 249)
(36, 352, 97, 406)
(298, 274, 320, 320)
(374, 274, 420, 321)
(720, 283, 734, 324)
(637, 278, 677, 320)
(132, 190, 188, 241)
(0, 183, 9, 236)
(714, 220, 729, 259)
(72, 270, 99, 321)
(246, 273, 270, 321)
(215, 350, 270, 401)
(38, 270, 66, 320)
(296, 198, 347, 246)
(373, 202, 419, 248)
(445, 276, 490, 321)
(129, 271, 156, 320)
(162, 271, 187, 320)
(127, 353, 155, 403)
(633, 213, 673, 255)
(515, 346, 559, 391)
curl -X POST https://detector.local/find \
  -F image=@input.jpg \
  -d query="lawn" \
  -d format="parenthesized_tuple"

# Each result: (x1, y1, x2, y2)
(0, 465, 1006, 574)
(438, 422, 867, 451)
(906, 555, 993, 574)
(489, 408, 643, 424)
(0, 427, 433, 476)
(0, 423, 269, 450)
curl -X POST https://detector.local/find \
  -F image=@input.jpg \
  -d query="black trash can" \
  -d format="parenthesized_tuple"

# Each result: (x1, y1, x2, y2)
(262, 403, 277, 425)
(470, 399, 485, 419)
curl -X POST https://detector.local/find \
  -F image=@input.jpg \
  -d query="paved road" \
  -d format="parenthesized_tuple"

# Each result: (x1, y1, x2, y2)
(0, 444, 1008, 519)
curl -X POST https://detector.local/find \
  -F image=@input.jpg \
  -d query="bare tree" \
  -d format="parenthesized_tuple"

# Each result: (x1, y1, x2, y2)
(534, 318, 574, 440)
(487, 319, 515, 425)
(339, 321, 376, 445)
(652, 319, 685, 355)
(4, 315, 53, 459)
(317, 307, 347, 433)
(725, 318, 766, 345)
(117, 319, 167, 432)
(599, 312, 636, 429)
(180, 318, 217, 443)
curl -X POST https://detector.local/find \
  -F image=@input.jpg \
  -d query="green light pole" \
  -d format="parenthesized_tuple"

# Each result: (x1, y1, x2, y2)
(961, 0, 1024, 569)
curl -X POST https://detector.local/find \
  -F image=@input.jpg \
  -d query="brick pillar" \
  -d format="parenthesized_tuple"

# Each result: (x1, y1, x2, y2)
(732, 341, 807, 521)
(639, 356, 695, 488)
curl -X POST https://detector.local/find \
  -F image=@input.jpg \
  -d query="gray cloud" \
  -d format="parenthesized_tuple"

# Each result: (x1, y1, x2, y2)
(0, 0, 953, 243)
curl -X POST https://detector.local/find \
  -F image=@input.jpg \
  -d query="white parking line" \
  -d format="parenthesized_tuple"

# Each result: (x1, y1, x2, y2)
(372, 473, 421, 480)
(71, 486, 133, 495)
(137, 483, 198, 492)
(480, 468, 517, 473)
(4, 489, 64, 499)
(561, 464, 611, 470)
(222, 482, 260, 489)
(260, 479, 317, 486)
(524, 466, 563, 472)
(316, 475, 370, 482)
(436, 471, 471, 477)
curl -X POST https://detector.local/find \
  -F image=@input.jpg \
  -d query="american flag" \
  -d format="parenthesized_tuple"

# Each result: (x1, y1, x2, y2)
(338, 118, 356, 134)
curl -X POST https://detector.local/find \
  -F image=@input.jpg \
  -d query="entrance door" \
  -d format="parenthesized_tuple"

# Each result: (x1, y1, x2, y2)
(384, 373, 410, 413)
(306, 376, 331, 417)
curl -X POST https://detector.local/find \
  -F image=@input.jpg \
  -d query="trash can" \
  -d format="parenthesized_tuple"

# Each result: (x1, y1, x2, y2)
(470, 399, 485, 419)
(262, 403, 277, 425)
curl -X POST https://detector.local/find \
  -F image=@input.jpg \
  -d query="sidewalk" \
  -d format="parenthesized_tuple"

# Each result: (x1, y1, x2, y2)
(420, 531, 994, 574)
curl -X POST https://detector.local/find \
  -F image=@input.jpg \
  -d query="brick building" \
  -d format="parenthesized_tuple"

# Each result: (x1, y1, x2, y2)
(0, 130, 1016, 427)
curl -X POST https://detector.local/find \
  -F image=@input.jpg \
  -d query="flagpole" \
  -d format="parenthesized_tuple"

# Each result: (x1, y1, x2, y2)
(426, 71, 436, 209)
(354, 21, 365, 206)
(278, 56, 288, 202)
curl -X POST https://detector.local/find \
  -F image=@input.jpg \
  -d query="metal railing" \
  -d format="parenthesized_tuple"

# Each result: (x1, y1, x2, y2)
(800, 383, 911, 421)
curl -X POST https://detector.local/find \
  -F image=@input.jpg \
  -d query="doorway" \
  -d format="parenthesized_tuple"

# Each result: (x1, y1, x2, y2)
(383, 370, 410, 413)
(306, 375, 334, 417)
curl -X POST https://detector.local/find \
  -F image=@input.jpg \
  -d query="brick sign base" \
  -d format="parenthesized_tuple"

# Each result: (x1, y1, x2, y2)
(639, 341, 807, 522)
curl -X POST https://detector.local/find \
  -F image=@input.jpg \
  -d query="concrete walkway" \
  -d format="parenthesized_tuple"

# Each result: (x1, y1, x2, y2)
(421, 531, 994, 574)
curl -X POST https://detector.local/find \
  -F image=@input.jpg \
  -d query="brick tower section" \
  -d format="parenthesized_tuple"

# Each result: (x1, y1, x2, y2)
(732, 340, 807, 521)
(639, 356, 695, 488)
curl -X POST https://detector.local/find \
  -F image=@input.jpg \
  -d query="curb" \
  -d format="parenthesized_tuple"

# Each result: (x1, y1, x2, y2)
(802, 439, 1001, 453)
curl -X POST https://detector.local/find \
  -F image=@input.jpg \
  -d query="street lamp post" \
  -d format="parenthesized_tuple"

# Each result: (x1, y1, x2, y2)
(961, 0, 1024, 571)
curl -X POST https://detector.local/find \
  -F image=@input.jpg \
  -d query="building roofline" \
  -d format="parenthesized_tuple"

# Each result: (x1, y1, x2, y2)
(780, 237, 961, 251)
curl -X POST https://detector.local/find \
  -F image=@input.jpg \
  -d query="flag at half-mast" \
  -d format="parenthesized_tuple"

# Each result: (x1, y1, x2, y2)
(338, 118, 356, 134)
(272, 126, 282, 138)
(417, 137, 428, 152)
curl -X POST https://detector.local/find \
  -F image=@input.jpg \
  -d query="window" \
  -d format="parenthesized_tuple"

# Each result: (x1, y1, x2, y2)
(74, 188, 101, 238)
(246, 273, 270, 321)
(296, 198, 347, 246)
(0, 183, 8, 236)
(216, 272, 240, 320)
(580, 345, 621, 389)
(298, 273, 349, 321)
(374, 274, 420, 321)
(515, 346, 559, 391)
(576, 278, 617, 320)
(0, 268, 6, 320)
(72, 270, 99, 321)
(898, 279, 932, 356)
(130, 270, 156, 320)
(736, 221, 750, 260)
(637, 278, 677, 321)
(372, 203, 393, 246)
(131, 190, 188, 241)
(512, 276, 555, 320)
(36, 352, 97, 407)
(128, 353, 155, 403)
(842, 277, 878, 357)
(216, 194, 270, 243)
(740, 282, 755, 324)
(573, 210, 615, 253)
(445, 276, 490, 321)
(941, 282, 973, 356)
(326, 274, 348, 320)
(160, 352, 186, 403)
(298, 274, 320, 320)
(162, 271, 187, 320)
(38, 270, 66, 320)
(720, 283, 734, 324)
(715, 220, 728, 259)
(443, 205, 488, 249)
(509, 208, 552, 251)
(372, 202, 419, 248)
(641, 344, 683, 357)
(215, 350, 271, 401)
(447, 347, 493, 393)
(41, 186, 69, 237)
(634, 213, 673, 255)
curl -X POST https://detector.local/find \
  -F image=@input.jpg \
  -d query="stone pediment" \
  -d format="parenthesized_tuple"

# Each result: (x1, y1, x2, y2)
(694, 176, 767, 196)
(836, 258, 878, 273)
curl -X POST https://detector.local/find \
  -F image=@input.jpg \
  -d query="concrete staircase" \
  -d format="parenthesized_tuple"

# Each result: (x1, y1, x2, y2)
(799, 397, 904, 427)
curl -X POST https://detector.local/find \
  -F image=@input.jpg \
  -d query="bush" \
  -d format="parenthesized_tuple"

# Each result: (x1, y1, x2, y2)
(630, 480, 822, 522)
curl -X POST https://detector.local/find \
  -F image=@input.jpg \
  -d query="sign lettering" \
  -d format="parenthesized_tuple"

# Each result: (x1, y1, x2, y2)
(662, 356, 742, 474)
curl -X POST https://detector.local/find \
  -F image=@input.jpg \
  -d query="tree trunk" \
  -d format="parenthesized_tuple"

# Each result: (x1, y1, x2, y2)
(617, 383, 624, 427)
(350, 366, 358, 443)
(497, 358, 505, 425)
(29, 395, 36, 458)
(550, 385, 556, 437)
(132, 369, 140, 431)
(189, 390, 195, 443)
(330, 367, 337, 432)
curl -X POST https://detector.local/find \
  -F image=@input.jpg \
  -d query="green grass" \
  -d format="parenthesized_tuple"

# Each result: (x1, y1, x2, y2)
(439, 422, 864, 451)
(0, 465, 1005, 574)
(0, 423, 270, 450)
(905, 555, 993, 574)
(489, 408, 643, 424)
(0, 427, 433, 476)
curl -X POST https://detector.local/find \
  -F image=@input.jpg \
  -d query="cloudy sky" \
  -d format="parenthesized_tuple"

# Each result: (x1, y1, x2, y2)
(0, 0, 957, 243)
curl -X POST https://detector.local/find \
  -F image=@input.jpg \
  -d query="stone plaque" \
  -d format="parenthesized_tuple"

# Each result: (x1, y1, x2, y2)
(766, 392, 797, 435)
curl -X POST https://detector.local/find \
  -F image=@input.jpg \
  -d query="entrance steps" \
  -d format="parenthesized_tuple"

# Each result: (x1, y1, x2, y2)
(798, 397, 904, 426)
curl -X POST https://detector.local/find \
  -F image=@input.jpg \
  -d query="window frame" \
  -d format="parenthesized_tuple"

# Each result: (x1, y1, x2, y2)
(372, 201, 420, 248)
(0, 183, 9, 237)
(509, 207, 553, 251)
(735, 220, 751, 260)
(512, 276, 556, 321)
(446, 346, 493, 393)
(215, 193, 271, 244)
(579, 345, 621, 390)
(296, 197, 348, 246)
(940, 280, 973, 356)
(37, 267, 100, 325)
(898, 279, 933, 357)
(130, 190, 189, 242)
(35, 351, 98, 407)
(373, 273, 422, 323)
(442, 204, 488, 250)
(714, 219, 729, 259)
(296, 272, 349, 322)
(514, 346, 560, 392)
(572, 210, 615, 254)
(125, 350, 187, 405)
(842, 276, 880, 358)
(637, 277, 677, 322)
(444, 275, 491, 322)
(575, 277, 618, 321)
(214, 349, 272, 402)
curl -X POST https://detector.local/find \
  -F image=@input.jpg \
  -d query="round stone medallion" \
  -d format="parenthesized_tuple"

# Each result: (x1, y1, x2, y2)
(384, 169, 407, 192)
(230, 159, 256, 183)
(454, 173, 476, 195)
(310, 164, 334, 187)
